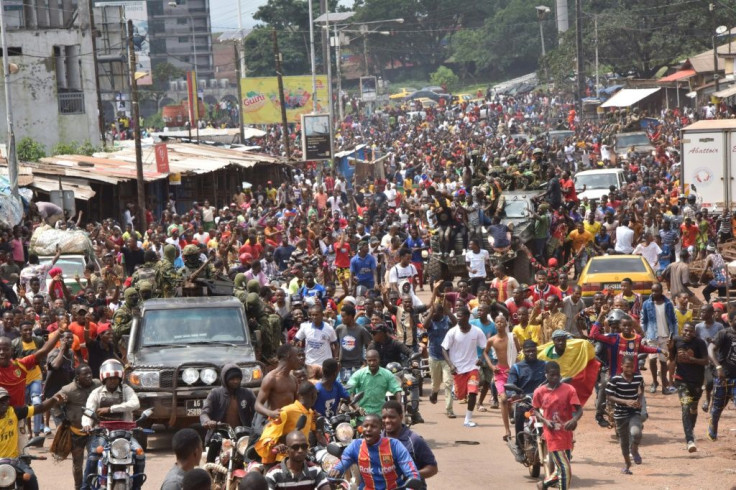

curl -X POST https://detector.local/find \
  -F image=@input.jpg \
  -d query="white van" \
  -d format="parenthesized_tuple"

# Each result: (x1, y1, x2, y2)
(574, 168, 626, 201)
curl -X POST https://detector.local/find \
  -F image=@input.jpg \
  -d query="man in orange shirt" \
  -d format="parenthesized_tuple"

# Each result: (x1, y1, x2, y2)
(680, 217, 698, 252)
(68, 306, 97, 361)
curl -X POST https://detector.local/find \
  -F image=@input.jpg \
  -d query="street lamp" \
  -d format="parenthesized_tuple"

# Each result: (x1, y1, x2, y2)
(535, 6, 551, 57)
(714, 24, 728, 92)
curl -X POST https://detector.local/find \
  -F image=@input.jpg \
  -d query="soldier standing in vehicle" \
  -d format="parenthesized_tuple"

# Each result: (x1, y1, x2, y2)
(130, 250, 159, 297)
(112, 288, 140, 345)
(156, 244, 181, 298)
(181, 244, 215, 279)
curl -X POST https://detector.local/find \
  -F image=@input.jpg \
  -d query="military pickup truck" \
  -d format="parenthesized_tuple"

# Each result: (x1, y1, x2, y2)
(125, 297, 262, 443)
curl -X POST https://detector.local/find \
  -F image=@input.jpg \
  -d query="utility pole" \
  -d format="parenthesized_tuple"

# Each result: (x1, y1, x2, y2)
(0, 0, 18, 198)
(236, 0, 246, 76)
(335, 23, 344, 122)
(88, 0, 106, 147)
(127, 20, 146, 235)
(711, 3, 720, 92)
(325, 15, 335, 161)
(273, 29, 291, 159)
(575, 0, 584, 113)
(595, 15, 599, 98)
(234, 43, 244, 142)
(307, 0, 317, 112)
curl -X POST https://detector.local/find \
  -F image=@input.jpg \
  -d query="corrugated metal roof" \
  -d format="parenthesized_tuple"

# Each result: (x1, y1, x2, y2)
(658, 69, 695, 82)
(32, 143, 283, 185)
(600, 88, 661, 108)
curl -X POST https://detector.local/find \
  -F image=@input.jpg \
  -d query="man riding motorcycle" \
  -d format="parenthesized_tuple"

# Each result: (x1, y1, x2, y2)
(506, 340, 547, 462)
(81, 359, 145, 490)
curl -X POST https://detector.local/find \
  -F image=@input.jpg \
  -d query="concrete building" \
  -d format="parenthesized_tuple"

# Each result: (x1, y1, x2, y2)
(147, 0, 214, 84)
(92, 4, 129, 128)
(0, 0, 102, 150)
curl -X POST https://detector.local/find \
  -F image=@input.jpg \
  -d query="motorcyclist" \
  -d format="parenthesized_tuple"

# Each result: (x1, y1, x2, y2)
(81, 359, 144, 490)
(200, 364, 256, 462)
(505, 340, 547, 462)
(368, 324, 424, 424)
(0, 386, 65, 490)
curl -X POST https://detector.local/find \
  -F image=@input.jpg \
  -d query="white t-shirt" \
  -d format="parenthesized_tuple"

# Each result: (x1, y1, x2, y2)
(201, 206, 216, 222)
(388, 263, 418, 286)
(465, 249, 489, 278)
(295, 322, 337, 366)
(384, 187, 397, 207)
(614, 226, 635, 254)
(632, 241, 662, 269)
(440, 325, 488, 374)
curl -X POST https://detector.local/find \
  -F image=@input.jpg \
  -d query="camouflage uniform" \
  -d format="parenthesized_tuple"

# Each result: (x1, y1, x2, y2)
(156, 244, 181, 298)
(181, 244, 215, 280)
(112, 288, 139, 343)
(245, 279, 275, 359)
(131, 261, 159, 297)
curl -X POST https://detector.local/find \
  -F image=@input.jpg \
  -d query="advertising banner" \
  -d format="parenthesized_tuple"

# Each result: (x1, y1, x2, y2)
(360, 76, 376, 102)
(187, 71, 199, 124)
(155, 143, 169, 173)
(95, 1, 151, 85)
(301, 114, 331, 161)
(241, 75, 328, 124)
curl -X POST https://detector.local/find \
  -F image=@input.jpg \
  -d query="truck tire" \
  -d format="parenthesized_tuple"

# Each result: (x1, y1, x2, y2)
(425, 256, 443, 284)
(511, 252, 533, 285)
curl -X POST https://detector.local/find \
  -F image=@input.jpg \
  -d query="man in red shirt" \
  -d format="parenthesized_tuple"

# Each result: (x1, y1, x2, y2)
(560, 171, 581, 205)
(0, 330, 60, 406)
(68, 306, 98, 361)
(505, 286, 534, 326)
(530, 271, 563, 303)
(334, 233, 352, 293)
(680, 217, 698, 251)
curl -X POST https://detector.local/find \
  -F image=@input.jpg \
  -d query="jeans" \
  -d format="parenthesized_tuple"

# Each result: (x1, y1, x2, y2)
(702, 281, 726, 302)
(469, 277, 486, 296)
(708, 377, 736, 439)
(339, 365, 360, 385)
(429, 358, 453, 411)
(25, 380, 44, 435)
(675, 381, 702, 444)
(615, 413, 643, 459)
(81, 435, 145, 490)
(513, 401, 532, 452)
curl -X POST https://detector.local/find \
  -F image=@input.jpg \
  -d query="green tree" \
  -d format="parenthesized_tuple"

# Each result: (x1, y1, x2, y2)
(17, 137, 45, 162)
(430, 66, 459, 91)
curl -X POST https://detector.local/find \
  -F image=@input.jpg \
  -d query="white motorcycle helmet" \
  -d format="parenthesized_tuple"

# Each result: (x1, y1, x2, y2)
(99, 359, 125, 382)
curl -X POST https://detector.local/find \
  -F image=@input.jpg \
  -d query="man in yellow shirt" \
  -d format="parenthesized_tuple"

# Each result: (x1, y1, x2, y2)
(12, 323, 45, 437)
(512, 307, 541, 358)
(583, 213, 601, 237)
(674, 292, 693, 336)
(567, 222, 593, 278)
(0, 386, 65, 490)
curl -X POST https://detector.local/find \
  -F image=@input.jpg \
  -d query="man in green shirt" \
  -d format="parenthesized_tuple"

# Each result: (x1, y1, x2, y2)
(346, 350, 402, 416)
(530, 203, 550, 262)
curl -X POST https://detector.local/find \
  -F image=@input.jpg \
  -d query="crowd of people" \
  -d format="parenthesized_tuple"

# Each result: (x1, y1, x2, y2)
(0, 85, 734, 490)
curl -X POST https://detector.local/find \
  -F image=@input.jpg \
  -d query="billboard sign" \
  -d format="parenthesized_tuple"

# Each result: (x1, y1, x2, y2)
(360, 76, 376, 102)
(241, 75, 328, 124)
(301, 114, 332, 161)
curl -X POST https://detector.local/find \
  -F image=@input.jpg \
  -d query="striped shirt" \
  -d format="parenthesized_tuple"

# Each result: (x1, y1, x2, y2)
(265, 459, 330, 490)
(606, 373, 644, 419)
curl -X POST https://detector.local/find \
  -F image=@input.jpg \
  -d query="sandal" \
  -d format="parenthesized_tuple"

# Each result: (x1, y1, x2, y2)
(502, 434, 511, 442)
(477, 405, 488, 412)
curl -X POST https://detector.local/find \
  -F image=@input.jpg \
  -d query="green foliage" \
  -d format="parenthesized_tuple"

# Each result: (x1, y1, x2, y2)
(144, 112, 165, 129)
(152, 62, 184, 91)
(16, 137, 45, 162)
(50, 141, 102, 156)
(430, 66, 459, 91)
(243, 27, 312, 77)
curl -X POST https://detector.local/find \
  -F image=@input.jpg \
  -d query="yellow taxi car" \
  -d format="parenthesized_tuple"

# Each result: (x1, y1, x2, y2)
(451, 93, 473, 105)
(415, 97, 438, 108)
(578, 255, 657, 304)
(389, 87, 417, 100)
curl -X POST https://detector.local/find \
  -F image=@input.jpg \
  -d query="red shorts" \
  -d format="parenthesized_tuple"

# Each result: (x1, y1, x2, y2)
(454, 370, 479, 400)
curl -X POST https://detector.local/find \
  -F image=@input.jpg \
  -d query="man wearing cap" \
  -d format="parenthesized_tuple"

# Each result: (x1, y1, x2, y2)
(85, 323, 121, 378)
(0, 386, 66, 490)
(112, 288, 140, 344)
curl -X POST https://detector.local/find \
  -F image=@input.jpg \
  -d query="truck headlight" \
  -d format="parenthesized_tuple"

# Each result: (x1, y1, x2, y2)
(200, 368, 217, 385)
(240, 366, 262, 384)
(182, 368, 199, 385)
(128, 370, 160, 389)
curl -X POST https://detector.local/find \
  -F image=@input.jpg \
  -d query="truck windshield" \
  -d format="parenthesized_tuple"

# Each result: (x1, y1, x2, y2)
(139, 307, 249, 347)
(616, 133, 650, 148)
(504, 200, 530, 218)
(574, 172, 619, 190)
(39, 257, 85, 277)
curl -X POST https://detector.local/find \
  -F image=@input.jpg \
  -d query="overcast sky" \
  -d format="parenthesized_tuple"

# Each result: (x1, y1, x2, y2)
(210, 0, 353, 32)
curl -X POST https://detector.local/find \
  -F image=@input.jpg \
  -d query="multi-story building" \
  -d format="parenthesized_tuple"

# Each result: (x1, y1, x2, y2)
(0, 0, 102, 150)
(147, 0, 214, 85)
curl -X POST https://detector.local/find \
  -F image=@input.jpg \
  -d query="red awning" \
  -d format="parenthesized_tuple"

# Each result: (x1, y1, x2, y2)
(658, 69, 696, 82)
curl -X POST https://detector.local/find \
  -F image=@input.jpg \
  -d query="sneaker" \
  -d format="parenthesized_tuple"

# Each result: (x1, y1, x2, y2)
(43, 426, 52, 436)
(429, 392, 438, 405)
(449, 250, 455, 257)
(687, 441, 697, 453)
(514, 449, 525, 463)
(648, 384, 658, 394)
(595, 414, 609, 428)
(412, 412, 425, 424)
(446, 410, 457, 419)
(706, 431, 717, 442)
(490, 400, 499, 409)
(701, 400, 709, 413)
(462, 249, 468, 256)
(630, 451, 642, 465)
(463, 421, 478, 428)
(662, 386, 677, 395)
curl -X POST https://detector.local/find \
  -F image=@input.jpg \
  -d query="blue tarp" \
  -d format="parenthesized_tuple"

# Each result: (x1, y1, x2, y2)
(599, 84, 624, 95)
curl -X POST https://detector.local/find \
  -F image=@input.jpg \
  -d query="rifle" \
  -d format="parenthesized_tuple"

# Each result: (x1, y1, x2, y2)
(181, 257, 214, 296)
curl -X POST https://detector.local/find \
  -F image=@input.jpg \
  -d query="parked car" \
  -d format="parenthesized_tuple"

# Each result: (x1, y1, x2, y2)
(451, 93, 473, 105)
(547, 130, 574, 144)
(407, 90, 451, 104)
(420, 85, 446, 93)
(574, 168, 626, 202)
(578, 255, 657, 305)
(389, 87, 417, 100)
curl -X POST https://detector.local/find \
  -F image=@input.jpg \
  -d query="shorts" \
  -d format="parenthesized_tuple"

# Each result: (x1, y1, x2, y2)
(645, 337, 667, 362)
(454, 370, 479, 400)
(336, 267, 350, 283)
(479, 365, 494, 385)
(494, 365, 510, 395)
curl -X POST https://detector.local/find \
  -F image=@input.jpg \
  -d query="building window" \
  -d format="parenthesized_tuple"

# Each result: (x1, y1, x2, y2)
(54, 45, 85, 115)
(177, 17, 187, 24)
(178, 36, 189, 43)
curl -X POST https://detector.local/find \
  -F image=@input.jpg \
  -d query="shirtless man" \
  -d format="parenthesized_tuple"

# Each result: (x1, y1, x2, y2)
(483, 314, 520, 441)
(254, 344, 300, 431)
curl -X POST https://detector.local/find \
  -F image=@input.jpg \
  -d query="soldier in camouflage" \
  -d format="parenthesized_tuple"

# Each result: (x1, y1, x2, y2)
(181, 244, 216, 283)
(156, 244, 181, 298)
(112, 287, 140, 344)
(131, 250, 160, 297)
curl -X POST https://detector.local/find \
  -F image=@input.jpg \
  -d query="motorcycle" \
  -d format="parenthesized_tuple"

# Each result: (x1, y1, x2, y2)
(386, 353, 423, 427)
(203, 423, 251, 490)
(0, 436, 46, 489)
(83, 408, 154, 490)
(504, 383, 552, 479)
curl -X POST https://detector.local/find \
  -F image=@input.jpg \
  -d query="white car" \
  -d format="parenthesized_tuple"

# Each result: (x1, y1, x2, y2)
(574, 168, 626, 202)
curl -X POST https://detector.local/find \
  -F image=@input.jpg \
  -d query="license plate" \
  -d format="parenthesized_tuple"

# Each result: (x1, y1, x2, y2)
(112, 471, 129, 480)
(603, 283, 622, 290)
(185, 399, 203, 416)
